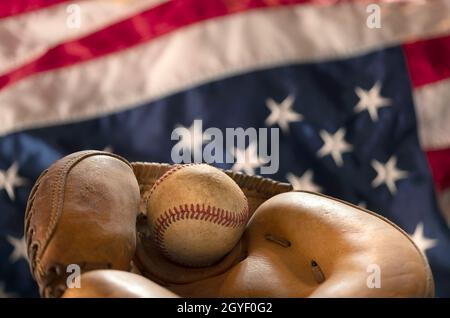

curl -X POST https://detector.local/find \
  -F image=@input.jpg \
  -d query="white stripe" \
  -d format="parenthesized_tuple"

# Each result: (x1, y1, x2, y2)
(414, 79, 450, 150)
(0, 0, 167, 74)
(1, 0, 450, 137)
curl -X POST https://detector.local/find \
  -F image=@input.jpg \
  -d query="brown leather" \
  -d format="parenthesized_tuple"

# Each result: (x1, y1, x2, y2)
(25, 152, 435, 297)
(25, 151, 140, 297)
(62, 270, 178, 298)
(164, 192, 434, 297)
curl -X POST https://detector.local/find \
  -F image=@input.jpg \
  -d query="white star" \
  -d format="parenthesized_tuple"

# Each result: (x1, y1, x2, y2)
(317, 128, 353, 166)
(7, 235, 28, 263)
(286, 170, 322, 193)
(0, 282, 16, 298)
(231, 142, 265, 175)
(410, 222, 437, 254)
(0, 162, 28, 201)
(371, 156, 408, 194)
(354, 81, 392, 121)
(265, 95, 303, 133)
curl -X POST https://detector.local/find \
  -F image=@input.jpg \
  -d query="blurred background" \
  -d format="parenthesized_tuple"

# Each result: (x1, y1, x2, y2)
(0, 0, 449, 297)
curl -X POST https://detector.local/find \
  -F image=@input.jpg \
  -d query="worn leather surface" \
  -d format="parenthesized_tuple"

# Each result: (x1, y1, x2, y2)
(165, 192, 435, 297)
(146, 164, 249, 267)
(25, 151, 435, 297)
(25, 151, 140, 297)
(62, 270, 178, 298)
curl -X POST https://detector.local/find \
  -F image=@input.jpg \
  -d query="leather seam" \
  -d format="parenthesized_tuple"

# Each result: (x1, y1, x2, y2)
(147, 163, 199, 196)
(144, 163, 200, 209)
(25, 150, 131, 291)
(293, 190, 435, 296)
(153, 203, 248, 256)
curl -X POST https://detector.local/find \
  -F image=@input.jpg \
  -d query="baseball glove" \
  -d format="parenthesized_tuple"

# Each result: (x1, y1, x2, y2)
(24, 151, 434, 298)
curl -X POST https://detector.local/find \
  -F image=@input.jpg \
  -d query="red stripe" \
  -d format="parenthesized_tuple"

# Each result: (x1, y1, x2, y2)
(426, 148, 450, 191)
(403, 34, 450, 88)
(0, 0, 69, 18)
(0, 0, 321, 91)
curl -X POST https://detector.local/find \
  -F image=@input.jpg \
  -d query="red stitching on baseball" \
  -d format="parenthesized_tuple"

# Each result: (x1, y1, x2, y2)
(153, 203, 248, 256)
(148, 163, 200, 197)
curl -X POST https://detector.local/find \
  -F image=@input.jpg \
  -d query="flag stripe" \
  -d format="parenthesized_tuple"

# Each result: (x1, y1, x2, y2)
(0, 0, 311, 91)
(404, 34, 450, 88)
(0, 0, 167, 75)
(426, 148, 450, 191)
(0, 0, 69, 18)
(1, 1, 450, 138)
(2, 0, 449, 91)
(414, 78, 450, 150)
(1, 0, 450, 298)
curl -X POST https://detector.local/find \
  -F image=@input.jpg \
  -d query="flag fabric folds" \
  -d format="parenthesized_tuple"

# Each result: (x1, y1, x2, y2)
(0, 0, 449, 297)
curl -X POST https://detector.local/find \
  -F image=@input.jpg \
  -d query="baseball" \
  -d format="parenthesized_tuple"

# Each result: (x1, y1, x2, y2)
(146, 164, 249, 267)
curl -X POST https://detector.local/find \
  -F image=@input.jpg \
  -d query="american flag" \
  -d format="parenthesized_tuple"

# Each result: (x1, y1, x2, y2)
(0, 0, 449, 297)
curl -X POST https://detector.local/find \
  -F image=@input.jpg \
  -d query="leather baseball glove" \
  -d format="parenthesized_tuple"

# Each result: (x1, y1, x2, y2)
(24, 151, 434, 298)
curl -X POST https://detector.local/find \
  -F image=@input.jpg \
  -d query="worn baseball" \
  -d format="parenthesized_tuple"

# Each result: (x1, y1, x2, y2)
(146, 164, 249, 267)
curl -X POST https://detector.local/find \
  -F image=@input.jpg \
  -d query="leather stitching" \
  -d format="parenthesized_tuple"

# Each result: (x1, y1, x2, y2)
(148, 163, 199, 197)
(153, 203, 248, 255)
(25, 150, 132, 296)
(148, 163, 248, 259)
